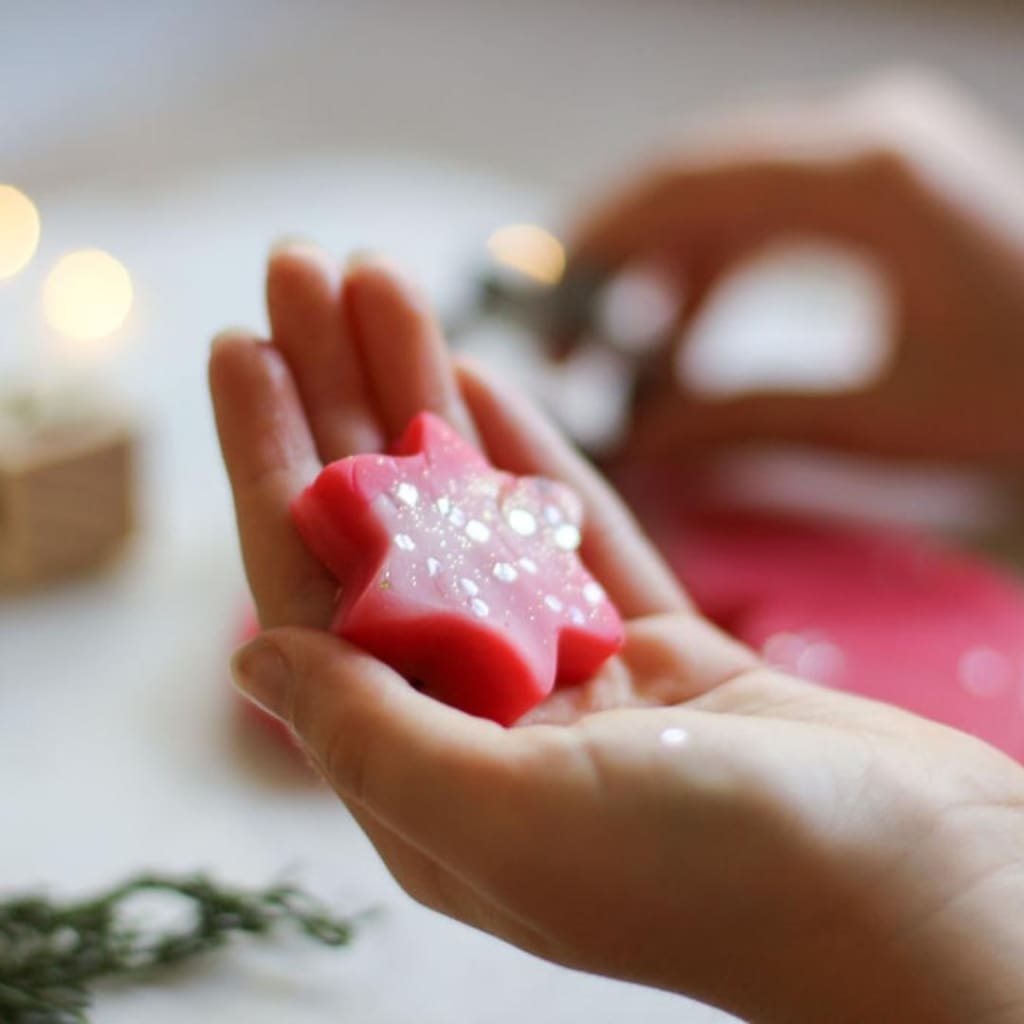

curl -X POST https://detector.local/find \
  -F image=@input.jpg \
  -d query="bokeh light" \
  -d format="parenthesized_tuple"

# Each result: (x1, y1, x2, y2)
(486, 224, 566, 286)
(43, 249, 134, 346)
(0, 185, 41, 280)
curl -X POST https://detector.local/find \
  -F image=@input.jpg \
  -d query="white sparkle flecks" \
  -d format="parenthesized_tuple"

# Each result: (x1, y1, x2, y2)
(659, 727, 689, 749)
(395, 482, 419, 507)
(507, 508, 537, 536)
(553, 523, 581, 551)
(376, 443, 615, 639)
(493, 562, 518, 583)
(465, 519, 491, 543)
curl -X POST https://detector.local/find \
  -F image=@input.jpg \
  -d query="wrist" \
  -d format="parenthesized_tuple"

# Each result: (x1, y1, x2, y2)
(849, 754, 1024, 1024)
(749, 745, 1024, 1024)
(894, 801, 1024, 1023)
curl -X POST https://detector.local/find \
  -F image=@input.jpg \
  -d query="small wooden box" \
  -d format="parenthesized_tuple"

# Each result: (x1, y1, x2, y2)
(0, 394, 136, 586)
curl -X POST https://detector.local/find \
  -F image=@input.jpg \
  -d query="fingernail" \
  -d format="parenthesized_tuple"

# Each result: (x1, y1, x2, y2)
(268, 238, 340, 286)
(231, 638, 291, 720)
(346, 248, 391, 272)
(210, 326, 254, 352)
(270, 234, 318, 257)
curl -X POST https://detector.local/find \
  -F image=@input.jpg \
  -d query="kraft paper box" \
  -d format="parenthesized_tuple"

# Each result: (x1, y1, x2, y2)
(0, 392, 136, 586)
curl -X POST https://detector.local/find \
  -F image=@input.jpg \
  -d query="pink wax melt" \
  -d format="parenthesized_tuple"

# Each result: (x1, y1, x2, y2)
(291, 413, 624, 725)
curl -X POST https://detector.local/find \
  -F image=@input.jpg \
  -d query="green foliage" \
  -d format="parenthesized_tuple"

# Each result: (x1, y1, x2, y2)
(0, 873, 362, 1022)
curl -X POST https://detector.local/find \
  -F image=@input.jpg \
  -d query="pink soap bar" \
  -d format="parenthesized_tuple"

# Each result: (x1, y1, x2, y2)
(632, 498, 1024, 762)
(292, 413, 624, 725)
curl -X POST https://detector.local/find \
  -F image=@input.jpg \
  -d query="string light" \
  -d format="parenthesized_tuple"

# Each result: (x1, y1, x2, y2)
(43, 249, 133, 349)
(0, 185, 40, 280)
(486, 224, 566, 286)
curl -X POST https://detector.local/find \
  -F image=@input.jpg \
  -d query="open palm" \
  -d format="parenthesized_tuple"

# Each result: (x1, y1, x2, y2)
(210, 247, 1024, 1024)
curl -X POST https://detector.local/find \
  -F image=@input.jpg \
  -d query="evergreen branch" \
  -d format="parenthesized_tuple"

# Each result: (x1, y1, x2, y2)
(0, 872, 365, 1023)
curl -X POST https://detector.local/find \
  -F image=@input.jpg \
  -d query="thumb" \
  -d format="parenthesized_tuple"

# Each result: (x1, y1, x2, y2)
(231, 626, 408, 744)
(230, 627, 511, 847)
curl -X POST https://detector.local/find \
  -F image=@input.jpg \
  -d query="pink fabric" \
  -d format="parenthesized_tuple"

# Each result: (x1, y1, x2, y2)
(626, 487, 1024, 761)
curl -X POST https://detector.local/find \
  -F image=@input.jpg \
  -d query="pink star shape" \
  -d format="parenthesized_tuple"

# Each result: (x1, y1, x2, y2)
(292, 413, 624, 724)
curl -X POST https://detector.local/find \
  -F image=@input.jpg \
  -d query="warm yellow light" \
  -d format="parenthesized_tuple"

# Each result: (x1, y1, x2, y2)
(0, 185, 41, 279)
(43, 249, 133, 345)
(486, 224, 566, 286)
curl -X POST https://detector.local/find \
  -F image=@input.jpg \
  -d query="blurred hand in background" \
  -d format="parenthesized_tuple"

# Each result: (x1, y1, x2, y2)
(567, 73, 1024, 471)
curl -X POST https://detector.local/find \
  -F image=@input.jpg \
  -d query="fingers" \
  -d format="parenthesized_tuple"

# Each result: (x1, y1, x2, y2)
(345, 258, 480, 445)
(554, 147, 901, 362)
(209, 332, 337, 628)
(219, 249, 508, 631)
(456, 360, 690, 619)
(522, 614, 759, 724)
(618, 614, 759, 704)
(567, 148, 910, 288)
(267, 243, 384, 461)
(623, 387, 885, 461)
(232, 627, 522, 870)
(231, 624, 567, 960)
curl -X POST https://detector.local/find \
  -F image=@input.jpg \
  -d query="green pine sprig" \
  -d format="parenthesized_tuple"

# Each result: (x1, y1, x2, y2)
(0, 872, 365, 1023)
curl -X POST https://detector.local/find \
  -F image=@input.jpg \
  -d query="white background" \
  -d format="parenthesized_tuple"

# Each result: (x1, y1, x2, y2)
(5, 1, 1024, 196)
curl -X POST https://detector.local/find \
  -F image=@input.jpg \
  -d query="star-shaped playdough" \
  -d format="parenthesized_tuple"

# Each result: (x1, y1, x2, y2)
(291, 413, 624, 724)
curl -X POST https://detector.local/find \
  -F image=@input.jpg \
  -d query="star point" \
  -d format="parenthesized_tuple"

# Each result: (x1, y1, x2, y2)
(292, 413, 624, 724)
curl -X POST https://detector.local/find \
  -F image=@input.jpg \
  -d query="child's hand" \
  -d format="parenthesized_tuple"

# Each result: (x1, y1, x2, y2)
(210, 248, 1024, 1024)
